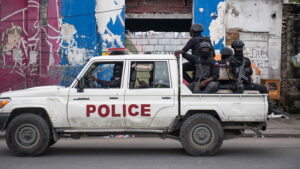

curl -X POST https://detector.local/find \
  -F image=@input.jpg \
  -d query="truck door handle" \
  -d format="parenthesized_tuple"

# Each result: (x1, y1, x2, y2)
(162, 97, 171, 99)
(109, 97, 119, 100)
(74, 98, 90, 100)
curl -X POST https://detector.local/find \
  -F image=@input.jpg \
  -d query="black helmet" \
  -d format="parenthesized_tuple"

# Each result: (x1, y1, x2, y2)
(231, 40, 245, 48)
(190, 24, 203, 37)
(221, 47, 233, 56)
(190, 24, 203, 32)
(113, 64, 122, 77)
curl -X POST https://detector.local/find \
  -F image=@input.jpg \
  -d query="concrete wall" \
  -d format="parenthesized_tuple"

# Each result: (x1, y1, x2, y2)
(226, 0, 283, 79)
(126, 31, 190, 54)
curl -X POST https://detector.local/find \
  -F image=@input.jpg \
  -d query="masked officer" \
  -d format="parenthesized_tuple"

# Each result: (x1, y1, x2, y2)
(176, 42, 219, 93)
(220, 47, 233, 66)
(218, 47, 234, 89)
(229, 40, 286, 118)
(88, 63, 123, 88)
(229, 40, 260, 93)
(174, 24, 215, 83)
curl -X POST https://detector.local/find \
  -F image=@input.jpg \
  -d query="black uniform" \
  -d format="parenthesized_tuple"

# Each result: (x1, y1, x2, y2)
(182, 36, 215, 57)
(228, 54, 267, 93)
(183, 53, 219, 93)
(228, 40, 285, 117)
(181, 36, 216, 83)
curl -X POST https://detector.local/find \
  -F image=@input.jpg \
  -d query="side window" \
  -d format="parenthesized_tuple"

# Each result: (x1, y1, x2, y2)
(129, 61, 170, 89)
(154, 61, 170, 88)
(83, 62, 123, 88)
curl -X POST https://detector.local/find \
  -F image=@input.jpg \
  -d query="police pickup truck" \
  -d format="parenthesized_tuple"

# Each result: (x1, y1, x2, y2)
(0, 54, 270, 156)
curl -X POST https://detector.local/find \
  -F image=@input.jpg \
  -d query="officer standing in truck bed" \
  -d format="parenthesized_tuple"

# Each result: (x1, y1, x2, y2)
(174, 24, 215, 83)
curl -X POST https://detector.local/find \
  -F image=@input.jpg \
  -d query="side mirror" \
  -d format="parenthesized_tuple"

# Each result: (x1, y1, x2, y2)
(77, 78, 85, 93)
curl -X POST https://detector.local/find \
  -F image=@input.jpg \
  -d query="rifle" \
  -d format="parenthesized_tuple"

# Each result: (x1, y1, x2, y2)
(193, 59, 204, 93)
(235, 59, 248, 93)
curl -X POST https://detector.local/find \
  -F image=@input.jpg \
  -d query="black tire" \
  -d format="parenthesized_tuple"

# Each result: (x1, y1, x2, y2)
(5, 113, 50, 156)
(180, 114, 224, 156)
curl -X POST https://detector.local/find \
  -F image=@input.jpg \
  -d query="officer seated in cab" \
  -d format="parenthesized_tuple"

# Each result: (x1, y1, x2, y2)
(88, 63, 123, 88)
(175, 42, 219, 93)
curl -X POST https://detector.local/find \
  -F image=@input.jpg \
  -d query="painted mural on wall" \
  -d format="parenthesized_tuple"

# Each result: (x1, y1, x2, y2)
(0, 0, 61, 92)
(60, 0, 125, 86)
(0, 0, 125, 92)
(193, 0, 225, 53)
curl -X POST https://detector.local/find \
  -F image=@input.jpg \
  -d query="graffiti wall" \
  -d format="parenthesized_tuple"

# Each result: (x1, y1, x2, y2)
(193, 0, 225, 53)
(0, 0, 125, 92)
(0, 0, 61, 92)
(0, 0, 283, 93)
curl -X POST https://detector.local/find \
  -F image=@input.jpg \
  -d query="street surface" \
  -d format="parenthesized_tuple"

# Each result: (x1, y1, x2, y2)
(0, 137, 299, 169)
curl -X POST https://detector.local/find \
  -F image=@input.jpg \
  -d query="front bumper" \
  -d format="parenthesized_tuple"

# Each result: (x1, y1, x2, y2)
(0, 113, 10, 130)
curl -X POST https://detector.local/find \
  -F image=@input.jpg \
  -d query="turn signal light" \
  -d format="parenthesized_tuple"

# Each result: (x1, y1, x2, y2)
(0, 99, 10, 108)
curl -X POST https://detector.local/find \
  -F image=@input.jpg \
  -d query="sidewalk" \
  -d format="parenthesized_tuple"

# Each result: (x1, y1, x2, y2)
(1, 114, 300, 138)
(244, 114, 300, 138)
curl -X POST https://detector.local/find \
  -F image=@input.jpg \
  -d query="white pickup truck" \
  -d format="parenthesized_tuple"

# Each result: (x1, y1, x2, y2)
(0, 54, 270, 156)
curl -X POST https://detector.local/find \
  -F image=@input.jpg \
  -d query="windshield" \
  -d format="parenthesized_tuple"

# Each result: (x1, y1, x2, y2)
(60, 64, 86, 87)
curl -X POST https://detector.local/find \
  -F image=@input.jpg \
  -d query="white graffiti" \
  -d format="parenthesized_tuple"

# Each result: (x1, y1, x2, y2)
(244, 47, 269, 69)
(208, 1, 225, 46)
(60, 23, 93, 66)
(95, 0, 125, 50)
(1, 0, 61, 78)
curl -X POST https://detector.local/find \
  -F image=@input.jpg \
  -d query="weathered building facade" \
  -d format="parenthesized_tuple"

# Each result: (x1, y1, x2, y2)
(281, 0, 300, 112)
(0, 0, 288, 96)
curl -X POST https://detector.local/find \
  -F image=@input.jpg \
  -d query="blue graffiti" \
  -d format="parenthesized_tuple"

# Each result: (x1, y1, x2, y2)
(193, 0, 224, 50)
(101, 7, 125, 51)
(60, 0, 99, 86)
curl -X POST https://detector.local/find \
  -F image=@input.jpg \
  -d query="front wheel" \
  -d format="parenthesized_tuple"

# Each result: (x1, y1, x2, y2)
(180, 114, 224, 156)
(5, 113, 50, 156)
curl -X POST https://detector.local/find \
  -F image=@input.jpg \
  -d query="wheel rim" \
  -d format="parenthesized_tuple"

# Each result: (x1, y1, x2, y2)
(15, 124, 40, 148)
(191, 125, 212, 145)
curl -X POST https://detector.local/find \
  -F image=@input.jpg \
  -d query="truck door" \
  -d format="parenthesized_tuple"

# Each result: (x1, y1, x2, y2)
(124, 60, 176, 129)
(67, 61, 126, 128)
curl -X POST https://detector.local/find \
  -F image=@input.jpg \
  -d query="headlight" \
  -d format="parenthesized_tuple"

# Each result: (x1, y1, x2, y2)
(0, 98, 10, 108)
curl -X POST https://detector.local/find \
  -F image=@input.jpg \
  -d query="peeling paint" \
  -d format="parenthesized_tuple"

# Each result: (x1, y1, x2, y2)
(209, 1, 226, 47)
(4, 25, 22, 51)
(227, 2, 240, 17)
(60, 23, 77, 44)
(95, 0, 125, 51)
(194, 0, 225, 50)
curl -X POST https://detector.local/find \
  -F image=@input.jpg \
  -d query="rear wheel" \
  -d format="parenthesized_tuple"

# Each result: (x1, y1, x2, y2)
(180, 114, 224, 156)
(5, 113, 50, 156)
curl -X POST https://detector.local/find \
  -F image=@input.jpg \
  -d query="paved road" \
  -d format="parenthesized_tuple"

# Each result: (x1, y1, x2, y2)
(0, 137, 299, 169)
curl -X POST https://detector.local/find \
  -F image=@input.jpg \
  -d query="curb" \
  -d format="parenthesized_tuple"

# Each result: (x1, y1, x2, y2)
(243, 133, 300, 138)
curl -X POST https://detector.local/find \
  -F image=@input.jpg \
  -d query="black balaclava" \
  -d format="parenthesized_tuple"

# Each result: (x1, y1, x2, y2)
(113, 64, 122, 77)
(201, 48, 210, 60)
(234, 48, 244, 60)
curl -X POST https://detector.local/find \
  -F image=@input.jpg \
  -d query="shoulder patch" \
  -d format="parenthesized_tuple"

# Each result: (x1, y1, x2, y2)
(213, 61, 220, 66)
